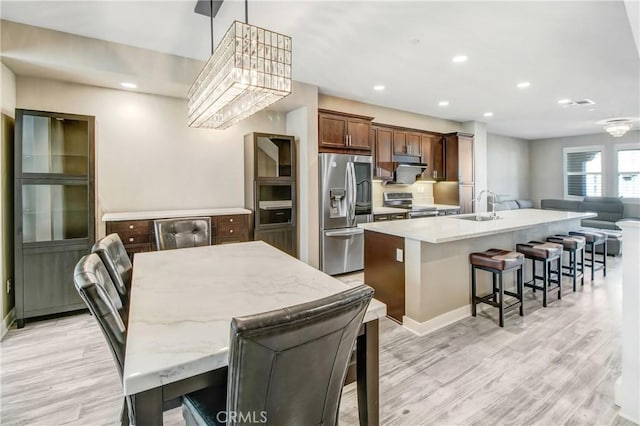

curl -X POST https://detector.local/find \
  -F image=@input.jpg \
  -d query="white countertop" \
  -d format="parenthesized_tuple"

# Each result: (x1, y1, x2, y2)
(258, 200, 292, 210)
(359, 208, 596, 243)
(123, 241, 386, 396)
(102, 208, 251, 222)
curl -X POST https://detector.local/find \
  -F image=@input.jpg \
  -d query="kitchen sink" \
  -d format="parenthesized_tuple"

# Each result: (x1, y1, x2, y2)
(457, 215, 501, 222)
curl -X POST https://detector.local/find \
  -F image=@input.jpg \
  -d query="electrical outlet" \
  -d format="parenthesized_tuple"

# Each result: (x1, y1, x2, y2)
(6, 278, 12, 294)
(396, 248, 404, 262)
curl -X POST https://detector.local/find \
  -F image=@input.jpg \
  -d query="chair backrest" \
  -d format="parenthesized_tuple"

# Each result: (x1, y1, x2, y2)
(154, 217, 211, 251)
(226, 285, 374, 426)
(580, 196, 624, 222)
(73, 253, 127, 377)
(91, 233, 132, 299)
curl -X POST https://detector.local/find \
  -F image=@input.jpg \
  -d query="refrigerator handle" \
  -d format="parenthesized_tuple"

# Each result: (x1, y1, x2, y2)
(348, 162, 357, 226)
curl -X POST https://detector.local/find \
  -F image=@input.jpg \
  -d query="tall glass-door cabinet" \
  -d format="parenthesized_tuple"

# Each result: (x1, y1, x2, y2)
(14, 109, 95, 328)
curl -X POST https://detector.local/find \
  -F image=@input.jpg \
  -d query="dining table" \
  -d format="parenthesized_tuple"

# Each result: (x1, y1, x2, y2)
(123, 241, 386, 425)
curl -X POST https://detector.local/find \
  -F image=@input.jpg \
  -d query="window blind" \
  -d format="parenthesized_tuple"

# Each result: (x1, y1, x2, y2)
(566, 151, 602, 197)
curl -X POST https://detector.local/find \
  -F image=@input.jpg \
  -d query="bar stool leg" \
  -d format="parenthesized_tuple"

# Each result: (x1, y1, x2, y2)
(542, 260, 548, 308)
(580, 247, 585, 286)
(557, 257, 562, 300)
(492, 273, 498, 303)
(518, 266, 524, 317)
(471, 265, 477, 317)
(571, 249, 577, 292)
(589, 242, 595, 281)
(532, 260, 536, 293)
(498, 272, 504, 327)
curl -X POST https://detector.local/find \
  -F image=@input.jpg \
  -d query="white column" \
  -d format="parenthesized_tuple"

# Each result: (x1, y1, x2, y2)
(615, 220, 640, 424)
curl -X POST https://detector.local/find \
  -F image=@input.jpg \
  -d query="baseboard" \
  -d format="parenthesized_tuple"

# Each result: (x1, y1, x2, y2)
(402, 304, 473, 336)
(1, 308, 15, 340)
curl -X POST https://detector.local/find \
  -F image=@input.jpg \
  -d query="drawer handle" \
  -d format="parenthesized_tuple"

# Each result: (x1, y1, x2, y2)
(229, 229, 234, 233)
(229, 218, 234, 222)
(129, 225, 134, 229)
(129, 237, 134, 242)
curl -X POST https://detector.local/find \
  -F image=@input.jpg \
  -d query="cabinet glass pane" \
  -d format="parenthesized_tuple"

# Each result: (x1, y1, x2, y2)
(256, 136, 292, 178)
(22, 184, 88, 242)
(257, 184, 292, 225)
(22, 115, 89, 175)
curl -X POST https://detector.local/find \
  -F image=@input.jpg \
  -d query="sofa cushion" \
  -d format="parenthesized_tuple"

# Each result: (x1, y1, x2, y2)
(500, 200, 520, 210)
(516, 199, 533, 209)
(580, 196, 624, 223)
(581, 219, 618, 230)
(540, 199, 581, 211)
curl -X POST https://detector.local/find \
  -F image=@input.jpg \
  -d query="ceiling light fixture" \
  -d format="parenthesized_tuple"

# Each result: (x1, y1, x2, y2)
(187, 0, 292, 129)
(517, 81, 531, 89)
(558, 99, 572, 105)
(373, 85, 385, 91)
(120, 82, 137, 89)
(483, 112, 493, 117)
(604, 119, 632, 137)
(452, 55, 468, 63)
(438, 101, 449, 107)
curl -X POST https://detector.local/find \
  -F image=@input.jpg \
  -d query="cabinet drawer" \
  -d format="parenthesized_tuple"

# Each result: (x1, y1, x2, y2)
(217, 235, 248, 245)
(120, 233, 151, 245)
(373, 214, 390, 222)
(216, 214, 247, 226)
(217, 225, 248, 239)
(108, 220, 151, 235)
(390, 213, 407, 220)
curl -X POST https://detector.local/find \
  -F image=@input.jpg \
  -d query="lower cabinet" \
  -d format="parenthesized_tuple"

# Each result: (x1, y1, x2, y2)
(105, 213, 251, 258)
(364, 230, 405, 322)
(373, 213, 407, 222)
(254, 226, 296, 257)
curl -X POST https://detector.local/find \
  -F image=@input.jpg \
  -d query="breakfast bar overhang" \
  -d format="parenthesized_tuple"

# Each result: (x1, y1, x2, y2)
(359, 209, 596, 335)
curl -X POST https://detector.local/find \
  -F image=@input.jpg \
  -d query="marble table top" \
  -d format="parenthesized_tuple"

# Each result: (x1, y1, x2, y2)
(359, 208, 596, 243)
(123, 241, 386, 396)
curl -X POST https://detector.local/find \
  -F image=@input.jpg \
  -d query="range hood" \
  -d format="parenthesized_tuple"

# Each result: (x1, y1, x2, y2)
(384, 155, 428, 185)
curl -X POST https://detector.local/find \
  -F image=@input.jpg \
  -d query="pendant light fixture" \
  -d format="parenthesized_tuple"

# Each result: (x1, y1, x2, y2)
(188, 0, 292, 130)
(597, 117, 636, 138)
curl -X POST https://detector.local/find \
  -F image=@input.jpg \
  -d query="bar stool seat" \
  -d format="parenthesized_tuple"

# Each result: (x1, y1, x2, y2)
(547, 234, 586, 291)
(470, 249, 524, 327)
(516, 241, 562, 307)
(569, 230, 607, 281)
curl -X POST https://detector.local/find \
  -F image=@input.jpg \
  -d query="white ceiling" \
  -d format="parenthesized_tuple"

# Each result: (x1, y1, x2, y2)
(1, 0, 639, 140)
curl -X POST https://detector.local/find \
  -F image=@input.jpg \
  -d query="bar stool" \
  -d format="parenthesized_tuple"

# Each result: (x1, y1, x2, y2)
(516, 241, 563, 307)
(546, 234, 586, 291)
(569, 230, 607, 281)
(470, 249, 524, 327)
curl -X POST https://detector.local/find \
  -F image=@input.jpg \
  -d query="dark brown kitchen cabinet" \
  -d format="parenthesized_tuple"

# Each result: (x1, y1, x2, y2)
(444, 134, 459, 181)
(318, 109, 373, 152)
(393, 130, 421, 156)
(14, 109, 95, 328)
(372, 126, 393, 179)
(420, 133, 438, 180)
(431, 136, 445, 180)
(443, 132, 473, 182)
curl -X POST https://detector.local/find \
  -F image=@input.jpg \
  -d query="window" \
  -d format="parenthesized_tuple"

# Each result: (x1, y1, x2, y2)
(564, 147, 603, 199)
(616, 147, 640, 199)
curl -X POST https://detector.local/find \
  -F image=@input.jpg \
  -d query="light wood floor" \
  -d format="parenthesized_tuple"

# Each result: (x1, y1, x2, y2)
(1, 256, 635, 425)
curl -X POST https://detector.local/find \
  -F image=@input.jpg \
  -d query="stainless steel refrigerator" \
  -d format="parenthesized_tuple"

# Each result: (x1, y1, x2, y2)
(319, 153, 373, 275)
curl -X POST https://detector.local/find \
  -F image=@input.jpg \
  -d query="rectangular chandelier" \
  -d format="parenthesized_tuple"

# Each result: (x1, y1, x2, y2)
(188, 21, 292, 130)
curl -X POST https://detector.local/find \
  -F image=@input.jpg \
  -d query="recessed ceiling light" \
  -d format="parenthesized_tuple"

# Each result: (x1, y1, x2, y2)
(558, 99, 571, 105)
(517, 81, 531, 89)
(373, 85, 385, 91)
(483, 112, 494, 117)
(438, 101, 449, 107)
(452, 55, 468, 63)
(121, 82, 137, 89)
(588, 108, 596, 112)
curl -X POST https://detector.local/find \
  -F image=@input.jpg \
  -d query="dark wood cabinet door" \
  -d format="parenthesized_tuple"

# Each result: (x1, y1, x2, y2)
(420, 134, 435, 177)
(347, 119, 372, 150)
(392, 130, 407, 154)
(254, 227, 296, 257)
(319, 114, 347, 148)
(432, 136, 445, 180)
(444, 135, 459, 181)
(406, 132, 421, 156)
(374, 126, 393, 178)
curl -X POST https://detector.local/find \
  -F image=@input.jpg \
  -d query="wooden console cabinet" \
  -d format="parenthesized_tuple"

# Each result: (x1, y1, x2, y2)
(104, 210, 251, 258)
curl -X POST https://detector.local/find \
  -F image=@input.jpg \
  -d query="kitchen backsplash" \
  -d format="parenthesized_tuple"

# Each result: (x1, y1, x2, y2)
(372, 180, 435, 207)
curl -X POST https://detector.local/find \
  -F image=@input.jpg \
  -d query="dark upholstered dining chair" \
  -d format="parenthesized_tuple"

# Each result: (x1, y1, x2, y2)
(181, 284, 374, 426)
(91, 233, 132, 308)
(154, 217, 211, 251)
(73, 253, 132, 426)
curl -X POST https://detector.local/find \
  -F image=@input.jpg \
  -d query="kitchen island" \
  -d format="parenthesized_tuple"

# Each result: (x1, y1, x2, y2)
(358, 209, 595, 334)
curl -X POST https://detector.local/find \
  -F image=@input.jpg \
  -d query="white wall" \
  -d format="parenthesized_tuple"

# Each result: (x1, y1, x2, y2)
(487, 133, 531, 200)
(1, 62, 16, 335)
(16, 76, 288, 237)
(530, 130, 640, 216)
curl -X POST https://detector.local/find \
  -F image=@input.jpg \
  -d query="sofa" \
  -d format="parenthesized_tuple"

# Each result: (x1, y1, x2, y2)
(540, 196, 636, 256)
(491, 199, 534, 211)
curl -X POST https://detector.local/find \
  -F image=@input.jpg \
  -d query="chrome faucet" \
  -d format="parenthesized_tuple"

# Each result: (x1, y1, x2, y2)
(476, 189, 498, 219)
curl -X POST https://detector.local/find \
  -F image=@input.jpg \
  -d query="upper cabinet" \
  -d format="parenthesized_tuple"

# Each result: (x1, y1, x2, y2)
(442, 132, 474, 182)
(318, 109, 373, 152)
(393, 130, 421, 156)
(372, 126, 393, 179)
